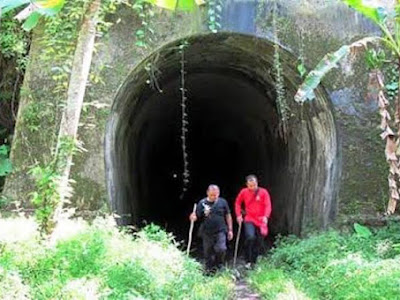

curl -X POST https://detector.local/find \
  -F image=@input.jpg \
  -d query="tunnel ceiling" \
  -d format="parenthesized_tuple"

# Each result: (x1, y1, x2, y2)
(105, 32, 339, 237)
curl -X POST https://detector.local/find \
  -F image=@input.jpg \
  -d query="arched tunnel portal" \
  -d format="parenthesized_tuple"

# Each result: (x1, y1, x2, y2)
(105, 33, 339, 239)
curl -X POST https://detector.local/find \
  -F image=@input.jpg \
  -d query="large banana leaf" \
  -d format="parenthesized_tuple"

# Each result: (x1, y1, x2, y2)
(342, 0, 386, 24)
(146, 0, 204, 11)
(1, 0, 66, 31)
(0, 0, 64, 16)
(295, 37, 379, 103)
(33, 0, 66, 16)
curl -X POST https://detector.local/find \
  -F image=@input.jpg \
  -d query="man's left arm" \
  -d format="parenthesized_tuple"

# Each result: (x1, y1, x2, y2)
(224, 200, 233, 240)
(225, 213, 233, 240)
(263, 189, 272, 224)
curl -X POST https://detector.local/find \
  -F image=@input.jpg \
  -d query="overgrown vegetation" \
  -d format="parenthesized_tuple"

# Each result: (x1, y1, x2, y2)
(0, 12, 30, 193)
(295, 0, 400, 214)
(0, 218, 234, 299)
(248, 223, 400, 300)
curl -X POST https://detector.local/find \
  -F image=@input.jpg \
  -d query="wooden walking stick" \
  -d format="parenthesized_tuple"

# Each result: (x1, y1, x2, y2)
(187, 203, 197, 256)
(233, 221, 242, 267)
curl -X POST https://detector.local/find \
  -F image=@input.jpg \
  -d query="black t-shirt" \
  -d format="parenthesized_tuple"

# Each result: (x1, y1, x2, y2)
(196, 197, 231, 234)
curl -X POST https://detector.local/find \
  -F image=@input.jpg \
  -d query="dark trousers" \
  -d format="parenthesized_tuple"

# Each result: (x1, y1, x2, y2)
(244, 222, 262, 264)
(202, 231, 227, 271)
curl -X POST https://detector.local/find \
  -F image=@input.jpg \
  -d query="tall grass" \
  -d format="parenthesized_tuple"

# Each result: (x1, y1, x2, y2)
(248, 222, 400, 300)
(0, 217, 234, 299)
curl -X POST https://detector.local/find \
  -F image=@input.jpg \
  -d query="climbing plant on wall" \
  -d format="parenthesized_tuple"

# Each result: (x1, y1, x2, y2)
(295, 0, 400, 214)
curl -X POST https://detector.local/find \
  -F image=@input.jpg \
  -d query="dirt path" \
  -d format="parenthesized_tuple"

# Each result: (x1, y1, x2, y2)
(234, 279, 261, 300)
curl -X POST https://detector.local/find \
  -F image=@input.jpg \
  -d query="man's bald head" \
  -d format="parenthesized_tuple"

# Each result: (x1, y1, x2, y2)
(207, 184, 220, 201)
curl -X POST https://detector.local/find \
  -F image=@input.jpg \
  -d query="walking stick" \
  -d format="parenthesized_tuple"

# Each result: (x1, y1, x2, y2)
(186, 203, 197, 256)
(233, 221, 242, 267)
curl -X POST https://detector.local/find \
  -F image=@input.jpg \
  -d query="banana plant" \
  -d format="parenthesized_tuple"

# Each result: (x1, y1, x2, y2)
(295, 0, 400, 214)
(0, 0, 65, 31)
(146, 0, 205, 10)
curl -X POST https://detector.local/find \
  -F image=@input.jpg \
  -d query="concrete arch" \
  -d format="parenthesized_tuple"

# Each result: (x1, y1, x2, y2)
(105, 32, 339, 237)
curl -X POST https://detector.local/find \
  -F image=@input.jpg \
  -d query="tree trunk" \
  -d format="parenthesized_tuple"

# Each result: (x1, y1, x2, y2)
(55, 0, 101, 216)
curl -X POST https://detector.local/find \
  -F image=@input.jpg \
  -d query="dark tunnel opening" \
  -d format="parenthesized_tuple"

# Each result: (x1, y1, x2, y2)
(105, 33, 339, 242)
(133, 70, 286, 239)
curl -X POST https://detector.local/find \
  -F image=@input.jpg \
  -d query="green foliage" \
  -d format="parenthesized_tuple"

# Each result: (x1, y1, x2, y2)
(365, 48, 386, 70)
(249, 223, 400, 299)
(145, 0, 204, 11)
(353, 222, 372, 238)
(295, 37, 378, 103)
(296, 60, 307, 78)
(141, 223, 174, 243)
(0, 12, 29, 69)
(295, 0, 399, 103)
(0, 0, 66, 31)
(0, 145, 12, 177)
(21, 101, 55, 132)
(40, 0, 87, 94)
(343, 0, 384, 24)
(133, 0, 156, 49)
(28, 136, 79, 235)
(0, 218, 234, 299)
(207, 0, 222, 33)
(29, 165, 59, 235)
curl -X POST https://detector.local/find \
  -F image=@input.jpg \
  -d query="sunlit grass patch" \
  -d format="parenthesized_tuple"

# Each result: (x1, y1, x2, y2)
(248, 223, 400, 300)
(0, 216, 234, 299)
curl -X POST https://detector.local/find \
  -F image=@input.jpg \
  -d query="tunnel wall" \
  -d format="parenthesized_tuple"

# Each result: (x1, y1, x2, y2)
(3, 0, 389, 232)
(106, 33, 338, 234)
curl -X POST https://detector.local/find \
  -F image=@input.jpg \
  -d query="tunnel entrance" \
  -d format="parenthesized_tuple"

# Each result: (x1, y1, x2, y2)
(105, 33, 339, 239)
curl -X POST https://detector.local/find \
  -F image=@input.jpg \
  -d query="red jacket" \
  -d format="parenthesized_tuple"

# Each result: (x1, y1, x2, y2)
(235, 187, 272, 235)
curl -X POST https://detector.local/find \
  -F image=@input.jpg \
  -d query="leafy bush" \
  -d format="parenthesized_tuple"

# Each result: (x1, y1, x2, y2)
(0, 145, 12, 177)
(248, 223, 400, 300)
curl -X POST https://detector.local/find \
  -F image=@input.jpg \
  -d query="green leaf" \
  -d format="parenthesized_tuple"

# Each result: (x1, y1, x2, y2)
(0, 0, 30, 15)
(0, 145, 9, 155)
(297, 62, 307, 78)
(353, 223, 372, 238)
(33, 0, 65, 16)
(145, 0, 201, 11)
(386, 81, 399, 91)
(146, 0, 177, 10)
(295, 45, 350, 102)
(0, 145, 12, 176)
(295, 37, 379, 103)
(342, 0, 384, 24)
(22, 11, 41, 31)
(176, 0, 195, 10)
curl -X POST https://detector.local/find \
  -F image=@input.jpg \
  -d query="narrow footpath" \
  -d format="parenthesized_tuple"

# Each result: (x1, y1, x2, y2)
(234, 279, 261, 300)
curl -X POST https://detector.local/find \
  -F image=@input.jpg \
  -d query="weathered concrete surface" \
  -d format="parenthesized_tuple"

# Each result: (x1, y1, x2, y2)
(105, 33, 338, 235)
(3, 0, 392, 234)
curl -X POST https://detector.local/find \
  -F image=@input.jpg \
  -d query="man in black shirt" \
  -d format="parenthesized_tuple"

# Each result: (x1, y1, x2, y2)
(189, 184, 233, 272)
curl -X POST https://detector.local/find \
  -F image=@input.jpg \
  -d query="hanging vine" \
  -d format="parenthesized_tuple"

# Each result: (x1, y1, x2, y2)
(133, 0, 155, 50)
(179, 40, 190, 199)
(207, 0, 222, 33)
(297, 27, 307, 79)
(272, 0, 289, 141)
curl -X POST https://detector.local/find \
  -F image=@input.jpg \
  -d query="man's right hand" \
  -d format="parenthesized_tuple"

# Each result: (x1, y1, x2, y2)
(189, 213, 197, 222)
(236, 215, 243, 224)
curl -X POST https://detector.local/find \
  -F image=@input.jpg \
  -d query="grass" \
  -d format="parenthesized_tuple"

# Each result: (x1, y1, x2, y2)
(247, 222, 400, 300)
(0, 216, 234, 300)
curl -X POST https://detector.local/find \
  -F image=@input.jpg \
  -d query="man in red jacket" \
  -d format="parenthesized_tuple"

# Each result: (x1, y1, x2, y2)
(235, 174, 272, 268)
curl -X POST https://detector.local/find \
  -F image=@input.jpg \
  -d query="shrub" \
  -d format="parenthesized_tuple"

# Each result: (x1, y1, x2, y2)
(249, 223, 400, 300)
